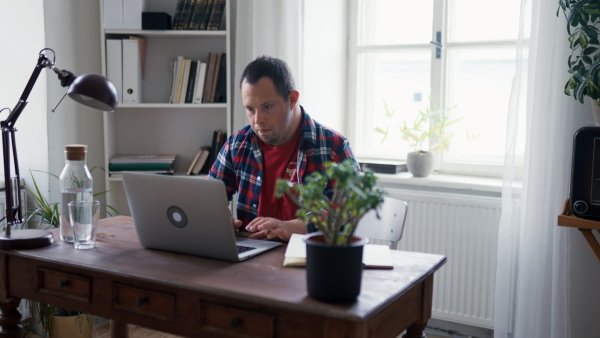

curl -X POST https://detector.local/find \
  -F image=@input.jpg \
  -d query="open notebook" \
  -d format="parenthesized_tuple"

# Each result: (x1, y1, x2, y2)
(283, 233, 394, 269)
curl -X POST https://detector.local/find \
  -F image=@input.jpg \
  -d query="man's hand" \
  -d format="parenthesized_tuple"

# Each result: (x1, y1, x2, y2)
(245, 218, 307, 242)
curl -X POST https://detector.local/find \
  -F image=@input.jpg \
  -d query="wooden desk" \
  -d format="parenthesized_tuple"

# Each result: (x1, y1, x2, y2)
(0, 216, 446, 338)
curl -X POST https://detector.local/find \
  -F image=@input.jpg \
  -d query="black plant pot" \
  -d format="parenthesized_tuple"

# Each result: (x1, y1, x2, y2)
(304, 234, 367, 302)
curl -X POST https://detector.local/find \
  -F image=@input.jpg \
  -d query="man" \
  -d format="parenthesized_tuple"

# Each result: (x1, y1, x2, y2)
(208, 56, 357, 242)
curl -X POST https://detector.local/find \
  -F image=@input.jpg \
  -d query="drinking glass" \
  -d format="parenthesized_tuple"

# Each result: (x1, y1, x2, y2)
(68, 200, 100, 249)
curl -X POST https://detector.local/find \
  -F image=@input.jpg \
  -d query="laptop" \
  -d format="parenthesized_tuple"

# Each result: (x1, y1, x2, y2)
(122, 172, 281, 261)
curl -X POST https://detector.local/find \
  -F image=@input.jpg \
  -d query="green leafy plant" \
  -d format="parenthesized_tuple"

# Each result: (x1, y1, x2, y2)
(557, 0, 600, 103)
(275, 159, 385, 246)
(375, 101, 466, 152)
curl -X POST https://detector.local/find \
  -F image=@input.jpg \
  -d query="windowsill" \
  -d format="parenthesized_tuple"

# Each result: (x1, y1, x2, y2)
(374, 171, 512, 197)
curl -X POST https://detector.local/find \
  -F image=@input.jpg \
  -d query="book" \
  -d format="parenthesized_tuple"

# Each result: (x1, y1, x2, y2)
(110, 154, 178, 164)
(170, 56, 184, 103)
(171, 0, 186, 29)
(199, 0, 215, 30)
(283, 234, 394, 269)
(202, 53, 217, 103)
(209, 53, 222, 103)
(185, 60, 199, 103)
(214, 53, 227, 103)
(109, 163, 175, 172)
(207, 0, 226, 30)
(193, 61, 207, 104)
(188, 0, 208, 30)
(359, 161, 408, 174)
(167, 60, 177, 104)
(173, 56, 186, 103)
(179, 58, 192, 104)
(186, 147, 204, 175)
(191, 146, 211, 175)
(177, 0, 194, 29)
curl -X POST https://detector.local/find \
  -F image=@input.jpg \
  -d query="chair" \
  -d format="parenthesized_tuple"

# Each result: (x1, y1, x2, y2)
(355, 196, 408, 249)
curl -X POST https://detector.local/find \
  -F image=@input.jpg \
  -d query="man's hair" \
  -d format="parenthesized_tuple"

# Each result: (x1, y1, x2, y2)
(240, 56, 296, 100)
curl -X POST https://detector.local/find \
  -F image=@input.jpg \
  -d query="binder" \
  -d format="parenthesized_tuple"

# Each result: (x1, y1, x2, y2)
(103, 0, 146, 29)
(122, 38, 143, 104)
(106, 39, 122, 104)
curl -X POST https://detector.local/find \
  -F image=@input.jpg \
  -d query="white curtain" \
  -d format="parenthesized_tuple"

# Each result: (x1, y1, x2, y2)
(495, 0, 593, 337)
(233, 0, 304, 131)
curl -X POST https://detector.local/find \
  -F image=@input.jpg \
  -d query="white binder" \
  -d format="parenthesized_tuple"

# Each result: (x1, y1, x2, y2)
(105, 39, 122, 104)
(122, 38, 143, 104)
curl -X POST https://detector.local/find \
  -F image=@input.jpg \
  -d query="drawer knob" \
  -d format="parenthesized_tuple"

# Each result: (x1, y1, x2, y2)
(136, 296, 148, 306)
(57, 280, 68, 289)
(230, 317, 242, 328)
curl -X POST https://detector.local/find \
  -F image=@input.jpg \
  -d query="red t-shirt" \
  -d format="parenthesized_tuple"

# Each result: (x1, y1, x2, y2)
(257, 123, 302, 221)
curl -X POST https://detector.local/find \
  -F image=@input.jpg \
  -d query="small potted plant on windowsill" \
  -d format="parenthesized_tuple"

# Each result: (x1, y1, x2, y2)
(276, 158, 385, 302)
(375, 102, 463, 177)
(557, 0, 600, 122)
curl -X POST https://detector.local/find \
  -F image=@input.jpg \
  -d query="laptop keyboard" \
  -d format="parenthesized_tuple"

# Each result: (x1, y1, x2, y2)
(237, 245, 255, 253)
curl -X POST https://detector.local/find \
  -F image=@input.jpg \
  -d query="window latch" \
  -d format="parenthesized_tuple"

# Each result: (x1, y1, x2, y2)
(429, 31, 443, 59)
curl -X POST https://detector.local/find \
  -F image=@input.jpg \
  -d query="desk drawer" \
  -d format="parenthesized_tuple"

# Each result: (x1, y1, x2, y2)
(37, 267, 91, 302)
(112, 283, 175, 321)
(200, 302, 275, 338)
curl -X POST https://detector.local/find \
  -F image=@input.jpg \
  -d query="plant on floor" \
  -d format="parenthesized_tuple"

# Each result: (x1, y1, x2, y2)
(275, 158, 385, 246)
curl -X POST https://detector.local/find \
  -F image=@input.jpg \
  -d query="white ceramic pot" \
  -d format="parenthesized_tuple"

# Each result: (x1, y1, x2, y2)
(407, 151, 433, 177)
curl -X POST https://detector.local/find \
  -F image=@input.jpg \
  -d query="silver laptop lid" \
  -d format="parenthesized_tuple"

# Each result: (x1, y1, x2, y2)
(122, 172, 279, 261)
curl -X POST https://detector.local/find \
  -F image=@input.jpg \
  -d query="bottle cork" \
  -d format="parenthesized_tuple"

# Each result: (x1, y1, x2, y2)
(65, 144, 87, 161)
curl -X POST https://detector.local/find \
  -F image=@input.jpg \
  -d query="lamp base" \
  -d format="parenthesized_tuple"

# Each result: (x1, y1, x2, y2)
(0, 229, 54, 250)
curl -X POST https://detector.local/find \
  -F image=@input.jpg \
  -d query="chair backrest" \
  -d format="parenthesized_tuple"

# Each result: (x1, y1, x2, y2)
(355, 197, 408, 249)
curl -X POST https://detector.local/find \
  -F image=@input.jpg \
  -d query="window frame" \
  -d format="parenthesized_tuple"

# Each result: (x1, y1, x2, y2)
(346, 0, 519, 178)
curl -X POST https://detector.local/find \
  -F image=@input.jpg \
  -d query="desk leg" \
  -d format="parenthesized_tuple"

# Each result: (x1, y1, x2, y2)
(110, 320, 129, 338)
(0, 297, 23, 337)
(403, 275, 434, 338)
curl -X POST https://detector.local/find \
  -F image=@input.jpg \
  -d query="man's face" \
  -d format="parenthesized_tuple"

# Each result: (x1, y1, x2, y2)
(242, 77, 297, 146)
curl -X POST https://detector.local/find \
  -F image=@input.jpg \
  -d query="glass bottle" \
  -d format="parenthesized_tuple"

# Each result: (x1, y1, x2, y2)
(59, 144, 93, 242)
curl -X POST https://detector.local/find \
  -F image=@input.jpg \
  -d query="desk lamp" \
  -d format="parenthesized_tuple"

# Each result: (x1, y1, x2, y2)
(0, 48, 118, 249)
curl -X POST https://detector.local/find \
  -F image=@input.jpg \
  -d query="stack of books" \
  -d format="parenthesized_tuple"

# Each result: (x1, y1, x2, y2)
(109, 154, 178, 178)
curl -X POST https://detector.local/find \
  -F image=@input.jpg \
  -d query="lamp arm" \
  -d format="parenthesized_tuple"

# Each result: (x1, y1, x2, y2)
(1, 51, 72, 232)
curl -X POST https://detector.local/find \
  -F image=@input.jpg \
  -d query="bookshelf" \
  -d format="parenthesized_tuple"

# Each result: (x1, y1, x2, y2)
(99, 0, 231, 215)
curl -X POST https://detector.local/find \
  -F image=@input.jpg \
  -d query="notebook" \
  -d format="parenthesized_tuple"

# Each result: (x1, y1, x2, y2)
(122, 172, 281, 261)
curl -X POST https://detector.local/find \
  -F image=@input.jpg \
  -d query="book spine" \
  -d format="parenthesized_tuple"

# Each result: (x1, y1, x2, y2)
(185, 60, 199, 103)
(199, 0, 215, 30)
(172, 0, 185, 30)
(177, 0, 194, 30)
(202, 53, 216, 103)
(214, 53, 227, 103)
(109, 163, 174, 171)
(208, 0, 226, 30)
(209, 53, 222, 103)
(188, 0, 208, 30)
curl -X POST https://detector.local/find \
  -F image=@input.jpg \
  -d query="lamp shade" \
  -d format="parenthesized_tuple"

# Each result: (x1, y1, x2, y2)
(67, 73, 118, 112)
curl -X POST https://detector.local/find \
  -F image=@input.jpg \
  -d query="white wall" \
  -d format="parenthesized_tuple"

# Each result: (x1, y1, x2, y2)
(44, 0, 106, 205)
(0, 1, 49, 202)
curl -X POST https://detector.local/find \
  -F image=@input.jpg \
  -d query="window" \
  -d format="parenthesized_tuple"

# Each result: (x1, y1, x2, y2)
(347, 0, 523, 176)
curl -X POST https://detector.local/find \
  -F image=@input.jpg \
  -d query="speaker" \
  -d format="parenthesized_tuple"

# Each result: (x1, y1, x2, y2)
(570, 126, 600, 220)
(142, 12, 171, 30)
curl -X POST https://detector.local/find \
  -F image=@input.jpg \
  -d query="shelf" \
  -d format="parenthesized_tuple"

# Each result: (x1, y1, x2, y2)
(104, 29, 226, 38)
(558, 199, 600, 261)
(117, 103, 227, 109)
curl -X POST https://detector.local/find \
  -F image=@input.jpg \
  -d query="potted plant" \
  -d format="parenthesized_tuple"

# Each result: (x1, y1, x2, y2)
(276, 158, 385, 302)
(25, 169, 117, 337)
(375, 102, 462, 177)
(558, 0, 600, 121)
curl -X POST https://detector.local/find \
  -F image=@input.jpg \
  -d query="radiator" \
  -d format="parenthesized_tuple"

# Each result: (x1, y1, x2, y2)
(374, 189, 501, 329)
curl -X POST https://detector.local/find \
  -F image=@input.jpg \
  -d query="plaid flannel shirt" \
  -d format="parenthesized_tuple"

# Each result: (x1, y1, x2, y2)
(207, 107, 357, 229)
